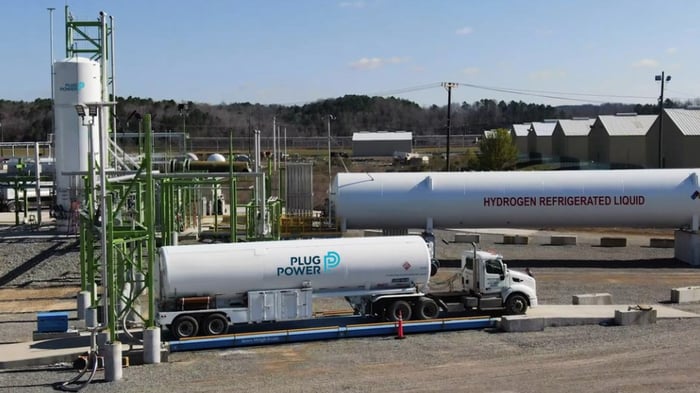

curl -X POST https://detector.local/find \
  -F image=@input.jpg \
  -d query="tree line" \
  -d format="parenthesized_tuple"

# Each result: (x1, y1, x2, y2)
(0, 95, 688, 143)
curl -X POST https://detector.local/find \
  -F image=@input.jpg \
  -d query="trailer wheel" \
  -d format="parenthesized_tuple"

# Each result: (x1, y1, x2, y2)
(505, 294, 528, 315)
(414, 297, 440, 320)
(386, 300, 412, 322)
(202, 314, 228, 336)
(172, 315, 199, 339)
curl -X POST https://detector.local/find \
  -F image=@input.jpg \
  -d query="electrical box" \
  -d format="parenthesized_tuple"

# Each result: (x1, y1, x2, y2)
(248, 289, 312, 323)
(37, 311, 69, 333)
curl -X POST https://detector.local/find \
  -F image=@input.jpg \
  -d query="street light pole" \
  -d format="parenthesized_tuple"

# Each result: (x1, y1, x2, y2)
(48, 8, 55, 142)
(655, 72, 671, 168)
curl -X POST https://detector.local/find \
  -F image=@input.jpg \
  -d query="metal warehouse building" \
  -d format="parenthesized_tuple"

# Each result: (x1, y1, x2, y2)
(527, 121, 557, 157)
(351, 131, 413, 157)
(552, 118, 594, 162)
(510, 124, 530, 155)
(588, 113, 657, 168)
(649, 108, 700, 168)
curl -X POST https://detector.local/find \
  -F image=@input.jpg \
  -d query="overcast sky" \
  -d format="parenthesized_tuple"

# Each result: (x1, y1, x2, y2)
(2, 0, 698, 107)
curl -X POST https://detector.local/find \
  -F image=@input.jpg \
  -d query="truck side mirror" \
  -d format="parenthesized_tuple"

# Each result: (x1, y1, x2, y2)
(499, 274, 505, 281)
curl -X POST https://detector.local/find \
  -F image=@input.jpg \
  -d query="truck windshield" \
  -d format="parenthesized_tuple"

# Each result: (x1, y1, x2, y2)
(485, 259, 504, 275)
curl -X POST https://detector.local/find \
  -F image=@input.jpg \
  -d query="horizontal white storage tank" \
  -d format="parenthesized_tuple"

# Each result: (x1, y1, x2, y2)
(158, 236, 431, 301)
(332, 169, 700, 229)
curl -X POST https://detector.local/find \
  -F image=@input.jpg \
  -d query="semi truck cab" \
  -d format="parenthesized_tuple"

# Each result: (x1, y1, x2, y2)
(459, 245, 537, 314)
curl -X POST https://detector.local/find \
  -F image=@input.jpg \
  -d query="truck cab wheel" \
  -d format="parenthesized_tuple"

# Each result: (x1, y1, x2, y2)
(505, 294, 528, 315)
(202, 314, 228, 336)
(386, 300, 412, 322)
(414, 297, 440, 320)
(172, 315, 199, 339)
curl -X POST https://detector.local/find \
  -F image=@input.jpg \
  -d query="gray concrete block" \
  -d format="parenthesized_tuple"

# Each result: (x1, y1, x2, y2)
(503, 235, 529, 245)
(551, 235, 577, 246)
(614, 308, 657, 326)
(572, 293, 613, 305)
(454, 233, 480, 243)
(363, 230, 382, 237)
(600, 237, 627, 247)
(671, 286, 700, 303)
(649, 238, 674, 248)
(500, 315, 545, 332)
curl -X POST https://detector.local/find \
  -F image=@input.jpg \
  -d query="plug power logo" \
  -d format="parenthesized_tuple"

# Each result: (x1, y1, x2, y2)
(324, 251, 340, 271)
(277, 251, 341, 276)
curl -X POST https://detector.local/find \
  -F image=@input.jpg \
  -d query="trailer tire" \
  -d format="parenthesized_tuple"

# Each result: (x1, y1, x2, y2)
(505, 293, 528, 315)
(202, 314, 228, 336)
(386, 300, 412, 322)
(414, 297, 440, 320)
(172, 315, 199, 339)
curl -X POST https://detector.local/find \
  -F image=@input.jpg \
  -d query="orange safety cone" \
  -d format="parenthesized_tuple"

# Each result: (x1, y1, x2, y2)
(395, 310, 406, 340)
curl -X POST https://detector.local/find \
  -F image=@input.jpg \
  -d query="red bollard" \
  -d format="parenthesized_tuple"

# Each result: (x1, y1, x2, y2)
(395, 310, 406, 340)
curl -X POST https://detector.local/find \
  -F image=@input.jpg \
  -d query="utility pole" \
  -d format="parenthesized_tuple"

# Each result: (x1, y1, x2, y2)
(441, 82, 458, 171)
(327, 114, 335, 226)
(655, 72, 671, 168)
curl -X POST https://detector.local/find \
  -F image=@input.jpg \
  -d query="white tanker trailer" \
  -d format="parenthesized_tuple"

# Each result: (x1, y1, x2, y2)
(156, 236, 537, 339)
(332, 169, 700, 231)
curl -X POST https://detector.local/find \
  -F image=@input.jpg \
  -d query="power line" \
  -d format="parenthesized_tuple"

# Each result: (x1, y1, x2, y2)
(456, 82, 650, 104)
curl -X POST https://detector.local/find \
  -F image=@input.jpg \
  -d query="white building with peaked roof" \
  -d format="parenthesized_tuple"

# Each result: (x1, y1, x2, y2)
(648, 108, 700, 168)
(527, 121, 557, 157)
(510, 124, 530, 154)
(588, 113, 657, 167)
(552, 118, 595, 162)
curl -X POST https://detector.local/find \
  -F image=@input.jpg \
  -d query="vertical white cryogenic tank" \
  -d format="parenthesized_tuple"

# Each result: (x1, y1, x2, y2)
(158, 236, 432, 301)
(332, 169, 700, 229)
(53, 57, 102, 211)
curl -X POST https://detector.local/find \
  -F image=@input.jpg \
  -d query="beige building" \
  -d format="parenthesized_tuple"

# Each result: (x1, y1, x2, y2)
(510, 124, 530, 155)
(648, 108, 700, 168)
(552, 118, 594, 162)
(527, 121, 557, 157)
(588, 114, 657, 167)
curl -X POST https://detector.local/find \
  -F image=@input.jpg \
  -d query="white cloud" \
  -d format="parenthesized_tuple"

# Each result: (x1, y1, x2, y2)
(632, 58, 659, 68)
(529, 69, 567, 80)
(350, 56, 408, 70)
(667, 47, 678, 55)
(339, 1, 365, 8)
(462, 67, 480, 75)
(455, 27, 473, 36)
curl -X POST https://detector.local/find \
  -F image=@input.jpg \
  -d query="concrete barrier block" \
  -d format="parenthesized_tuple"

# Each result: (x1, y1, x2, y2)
(363, 230, 382, 237)
(649, 238, 674, 248)
(503, 235, 529, 245)
(500, 315, 545, 332)
(572, 293, 613, 305)
(614, 308, 657, 326)
(600, 237, 627, 247)
(671, 286, 700, 303)
(454, 233, 480, 243)
(551, 235, 577, 246)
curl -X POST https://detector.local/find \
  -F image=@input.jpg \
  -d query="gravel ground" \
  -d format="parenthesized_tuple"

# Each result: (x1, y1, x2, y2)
(1, 225, 700, 392)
